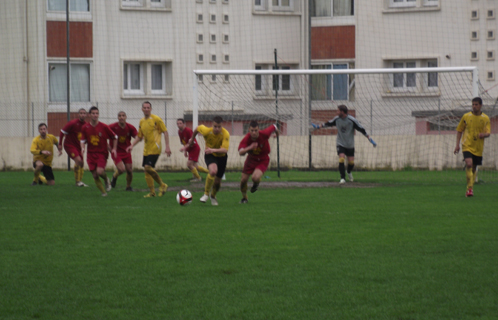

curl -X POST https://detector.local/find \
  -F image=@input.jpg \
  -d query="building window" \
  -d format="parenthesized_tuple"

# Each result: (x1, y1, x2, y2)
(488, 30, 495, 40)
(223, 33, 230, 43)
(311, 63, 353, 101)
(197, 54, 204, 63)
(197, 33, 204, 43)
(255, 64, 298, 96)
(122, 0, 169, 8)
(272, 0, 293, 11)
(471, 51, 479, 61)
(384, 59, 439, 94)
(123, 61, 171, 96)
(427, 60, 438, 87)
(210, 14, 216, 23)
(389, 0, 416, 8)
(48, 0, 90, 11)
(49, 63, 90, 102)
(224, 75, 230, 82)
(487, 51, 495, 60)
(210, 34, 216, 43)
(471, 10, 479, 20)
(311, 0, 354, 17)
(471, 31, 479, 40)
(223, 14, 229, 23)
(423, 0, 438, 7)
(197, 13, 203, 23)
(255, 0, 266, 10)
(487, 10, 495, 19)
(223, 54, 230, 64)
(211, 75, 217, 83)
(487, 71, 495, 81)
(393, 61, 416, 89)
(210, 54, 217, 63)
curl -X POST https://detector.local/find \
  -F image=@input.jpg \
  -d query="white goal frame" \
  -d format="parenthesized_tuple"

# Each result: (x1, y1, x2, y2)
(192, 66, 479, 129)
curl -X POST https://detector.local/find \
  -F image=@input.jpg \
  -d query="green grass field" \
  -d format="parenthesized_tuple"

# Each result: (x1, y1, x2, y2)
(1, 170, 497, 320)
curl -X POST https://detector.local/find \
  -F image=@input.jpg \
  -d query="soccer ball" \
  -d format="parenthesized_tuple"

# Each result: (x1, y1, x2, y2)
(176, 189, 193, 206)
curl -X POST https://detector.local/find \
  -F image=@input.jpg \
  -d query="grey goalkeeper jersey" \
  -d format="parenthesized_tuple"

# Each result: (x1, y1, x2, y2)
(323, 115, 368, 148)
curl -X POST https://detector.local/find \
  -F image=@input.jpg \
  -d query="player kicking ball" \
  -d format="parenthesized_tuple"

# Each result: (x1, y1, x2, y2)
(238, 121, 278, 204)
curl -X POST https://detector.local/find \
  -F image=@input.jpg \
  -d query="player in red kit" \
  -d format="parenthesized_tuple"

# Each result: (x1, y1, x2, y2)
(109, 111, 138, 191)
(58, 108, 89, 187)
(80, 106, 118, 196)
(238, 121, 278, 203)
(177, 118, 209, 182)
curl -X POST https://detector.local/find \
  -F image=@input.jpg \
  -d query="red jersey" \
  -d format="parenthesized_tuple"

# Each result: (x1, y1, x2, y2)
(80, 122, 117, 154)
(178, 127, 199, 152)
(59, 118, 87, 149)
(238, 124, 277, 161)
(109, 122, 138, 154)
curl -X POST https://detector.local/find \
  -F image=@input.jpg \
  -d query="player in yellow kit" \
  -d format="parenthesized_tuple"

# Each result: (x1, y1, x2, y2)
(188, 116, 229, 206)
(30, 123, 61, 186)
(127, 101, 172, 198)
(454, 97, 491, 197)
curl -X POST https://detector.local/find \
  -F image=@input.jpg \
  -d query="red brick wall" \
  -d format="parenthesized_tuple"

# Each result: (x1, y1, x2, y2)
(311, 26, 355, 60)
(47, 112, 90, 136)
(47, 21, 93, 58)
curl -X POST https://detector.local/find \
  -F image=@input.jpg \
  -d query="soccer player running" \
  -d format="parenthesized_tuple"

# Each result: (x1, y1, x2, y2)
(127, 101, 171, 198)
(80, 106, 118, 197)
(177, 118, 209, 182)
(238, 121, 278, 204)
(58, 108, 89, 187)
(109, 111, 138, 191)
(188, 116, 229, 206)
(30, 123, 62, 186)
(453, 97, 491, 197)
(312, 105, 376, 184)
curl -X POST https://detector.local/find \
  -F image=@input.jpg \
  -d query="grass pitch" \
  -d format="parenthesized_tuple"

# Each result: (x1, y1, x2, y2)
(1, 170, 497, 319)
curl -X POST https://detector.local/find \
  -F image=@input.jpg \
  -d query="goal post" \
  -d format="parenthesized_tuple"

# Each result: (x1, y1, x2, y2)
(192, 67, 496, 181)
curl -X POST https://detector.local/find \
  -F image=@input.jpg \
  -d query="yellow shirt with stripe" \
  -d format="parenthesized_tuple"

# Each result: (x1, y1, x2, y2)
(197, 125, 230, 157)
(138, 114, 167, 156)
(31, 134, 58, 166)
(456, 111, 491, 157)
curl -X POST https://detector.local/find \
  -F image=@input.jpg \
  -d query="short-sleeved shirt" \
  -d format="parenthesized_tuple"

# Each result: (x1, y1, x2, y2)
(109, 122, 138, 154)
(456, 112, 491, 157)
(197, 125, 230, 157)
(60, 118, 86, 149)
(238, 124, 277, 161)
(178, 127, 200, 152)
(81, 122, 117, 154)
(323, 115, 368, 149)
(31, 134, 58, 166)
(138, 114, 167, 156)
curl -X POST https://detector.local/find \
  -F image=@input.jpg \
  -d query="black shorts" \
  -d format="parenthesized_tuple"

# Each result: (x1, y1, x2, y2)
(142, 154, 160, 168)
(337, 146, 355, 157)
(204, 154, 228, 178)
(463, 151, 483, 166)
(33, 162, 55, 181)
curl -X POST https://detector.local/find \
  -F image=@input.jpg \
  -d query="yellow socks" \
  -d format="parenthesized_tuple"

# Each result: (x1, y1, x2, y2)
(39, 176, 47, 185)
(241, 181, 248, 199)
(205, 174, 215, 195)
(197, 166, 209, 174)
(191, 168, 201, 179)
(466, 167, 474, 190)
(74, 165, 80, 182)
(94, 177, 106, 194)
(145, 172, 155, 195)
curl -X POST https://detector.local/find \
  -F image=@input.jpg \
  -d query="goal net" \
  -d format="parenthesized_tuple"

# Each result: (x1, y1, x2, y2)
(193, 67, 498, 181)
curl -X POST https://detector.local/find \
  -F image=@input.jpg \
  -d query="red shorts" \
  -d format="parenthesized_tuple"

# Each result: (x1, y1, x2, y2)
(111, 151, 133, 165)
(86, 152, 108, 172)
(187, 144, 201, 162)
(64, 144, 82, 160)
(242, 156, 270, 175)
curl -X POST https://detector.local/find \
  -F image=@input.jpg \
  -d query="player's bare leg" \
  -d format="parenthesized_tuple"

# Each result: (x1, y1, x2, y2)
(210, 176, 222, 206)
(32, 160, 46, 185)
(250, 169, 263, 193)
(464, 158, 474, 197)
(125, 162, 133, 191)
(240, 173, 250, 203)
(111, 161, 126, 188)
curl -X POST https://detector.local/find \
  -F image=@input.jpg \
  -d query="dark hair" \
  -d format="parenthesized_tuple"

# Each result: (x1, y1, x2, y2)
(89, 106, 99, 113)
(338, 105, 348, 114)
(78, 108, 87, 113)
(472, 97, 483, 105)
(249, 121, 259, 128)
(213, 116, 223, 124)
(177, 118, 185, 123)
(38, 123, 47, 129)
(142, 101, 152, 108)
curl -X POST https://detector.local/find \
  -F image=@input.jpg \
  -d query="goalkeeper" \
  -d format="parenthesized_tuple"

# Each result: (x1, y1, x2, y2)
(312, 105, 376, 184)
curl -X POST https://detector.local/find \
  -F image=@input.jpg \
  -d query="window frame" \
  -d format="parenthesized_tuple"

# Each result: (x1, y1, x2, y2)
(47, 0, 91, 12)
(48, 61, 91, 103)
(310, 62, 353, 101)
(311, 0, 354, 18)
(121, 0, 171, 9)
(254, 64, 298, 97)
(271, 0, 294, 12)
(122, 60, 171, 97)
(389, 0, 416, 8)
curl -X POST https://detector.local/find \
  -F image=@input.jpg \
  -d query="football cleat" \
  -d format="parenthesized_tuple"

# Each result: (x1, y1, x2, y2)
(340, 179, 346, 184)
(250, 183, 259, 193)
(101, 193, 108, 197)
(31, 181, 38, 186)
(76, 181, 89, 187)
(465, 189, 474, 197)
(159, 184, 168, 197)
(144, 193, 156, 198)
(125, 187, 133, 191)
(111, 176, 117, 188)
(210, 197, 219, 206)
(239, 198, 248, 204)
(190, 177, 202, 182)
(200, 194, 209, 203)
(347, 172, 354, 182)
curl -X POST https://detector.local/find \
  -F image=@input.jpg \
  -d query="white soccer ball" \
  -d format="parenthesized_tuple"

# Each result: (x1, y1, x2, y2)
(176, 189, 193, 206)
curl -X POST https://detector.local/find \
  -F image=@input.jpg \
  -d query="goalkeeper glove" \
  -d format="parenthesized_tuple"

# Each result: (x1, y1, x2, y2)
(369, 137, 377, 147)
(311, 123, 320, 130)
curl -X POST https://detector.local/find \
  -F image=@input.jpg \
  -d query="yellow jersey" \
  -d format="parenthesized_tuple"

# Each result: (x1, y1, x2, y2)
(138, 114, 167, 156)
(31, 134, 58, 166)
(456, 111, 491, 157)
(197, 125, 230, 157)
